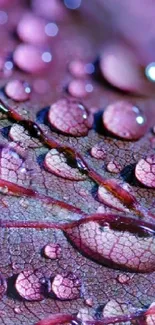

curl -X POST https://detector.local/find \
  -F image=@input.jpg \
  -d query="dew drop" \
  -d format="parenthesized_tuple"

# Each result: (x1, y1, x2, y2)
(68, 60, 94, 78)
(41, 51, 52, 63)
(116, 274, 131, 284)
(77, 308, 94, 322)
(0, 274, 7, 299)
(66, 215, 155, 272)
(51, 272, 81, 300)
(48, 98, 93, 136)
(0, 10, 8, 24)
(103, 101, 147, 140)
(0, 146, 30, 187)
(100, 42, 142, 93)
(68, 80, 90, 98)
(13, 44, 48, 73)
(5, 80, 31, 102)
(43, 243, 61, 260)
(135, 155, 155, 188)
(9, 123, 42, 148)
(15, 270, 47, 301)
(17, 13, 48, 45)
(14, 306, 21, 314)
(85, 297, 93, 307)
(90, 142, 106, 160)
(44, 148, 87, 180)
(45, 22, 59, 37)
(106, 160, 121, 174)
(102, 299, 130, 324)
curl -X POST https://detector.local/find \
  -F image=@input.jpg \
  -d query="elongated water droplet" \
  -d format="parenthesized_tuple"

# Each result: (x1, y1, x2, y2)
(44, 148, 87, 180)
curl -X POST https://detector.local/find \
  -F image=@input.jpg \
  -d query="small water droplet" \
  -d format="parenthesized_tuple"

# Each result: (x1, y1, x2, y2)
(14, 306, 21, 314)
(43, 243, 61, 259)
(51, 272, 81, 300)
(0, 11, 8, 24)
(116, 274, 131, 284)
(106, 160, 121, 174)
(145, 62, 155, 82)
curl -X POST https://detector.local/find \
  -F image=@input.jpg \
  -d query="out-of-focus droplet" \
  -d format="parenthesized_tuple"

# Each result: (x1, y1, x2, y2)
(135, 155, 155, 188)
(0, 10, 8, 24)
(41, 51, 52, 63)
(5, 80, 31, 101)
(13, 44, 49, 73)
(103, 101, 147, 140)
(68, 80, 93, 98)
(68, 60, 94, 78)
(17, 13, 48, 45)
(43, 243, 61, 259)
(32, 0, 67, 21)
(64, 0, 81, 10)
(51, 272, 81, 300)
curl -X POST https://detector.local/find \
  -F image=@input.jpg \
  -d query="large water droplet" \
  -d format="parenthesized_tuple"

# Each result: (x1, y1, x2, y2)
(103, 101, 147, 140)
(9, 123, 42, 148)
(66, 216, 155, 272)
(5, 80, 31, 102)
(51, 272, 81, 300)
(44, 148, 87, 180)
(135, 155, 155, 188)
(15, 270, 47, 301)
(102, 299, 130, 324)
(48, 98, 93, 136)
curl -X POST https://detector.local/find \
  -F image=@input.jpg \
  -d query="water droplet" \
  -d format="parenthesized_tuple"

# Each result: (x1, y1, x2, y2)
(68, 80, 90, 98)
(85, 297, 93, 307)
(13, 44, 48, 73)
(69, 60, 94, 78)
(15, 270, 47, 301)
(103, 101, 147, 140)
(90, 142, 106, 160)
(135, 155, 155, 188)
(51, 272, 81, 300)
(32, 0, 67, 21)
(44, 148, 87, 180)
(48, 98, 93, 136)
(14, 306, 21, 314)
(45, 22, 59, 37)
(64, 0, 81, 10)
(9, 123, 42, 148)
(85, 83, 93, 93)
(116, 274, 131, 284)
(43, 243, 61, 259)
(66, 215, 155, 272)
(0, 274, 7, 299)
(5, 80, 31, 102)
(17, 13, 48, 45)
(77, 308, 94, 322)
(106, 160, 121, 174)
(102, 299, 130, 322)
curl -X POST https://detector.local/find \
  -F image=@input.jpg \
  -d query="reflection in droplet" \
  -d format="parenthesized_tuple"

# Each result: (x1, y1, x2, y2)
(145, 62, 155, 82)
(45, 22, 59, 37)
(64, 0, 81, 10)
